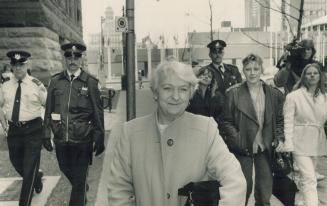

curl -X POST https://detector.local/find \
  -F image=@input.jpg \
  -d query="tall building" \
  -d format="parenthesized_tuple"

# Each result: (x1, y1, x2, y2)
(245, 0, 270, 30)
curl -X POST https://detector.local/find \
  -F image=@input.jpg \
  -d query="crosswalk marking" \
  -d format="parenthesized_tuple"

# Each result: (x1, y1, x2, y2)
(0, 176, 60, 206)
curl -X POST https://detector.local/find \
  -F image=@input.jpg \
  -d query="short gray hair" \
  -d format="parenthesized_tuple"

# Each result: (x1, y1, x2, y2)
(150, 60, 198, 96)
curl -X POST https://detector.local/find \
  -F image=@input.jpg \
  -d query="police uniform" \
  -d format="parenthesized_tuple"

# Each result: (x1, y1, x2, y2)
(1, 51, 46, 206)
(43, 43, 105, 206)
(204, 40, 242, 94)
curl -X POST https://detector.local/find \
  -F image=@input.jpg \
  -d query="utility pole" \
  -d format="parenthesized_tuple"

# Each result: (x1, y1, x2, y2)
(296, 0, 304, 40)
(126, 0, 136, 120)
(99, 16, 105, 88)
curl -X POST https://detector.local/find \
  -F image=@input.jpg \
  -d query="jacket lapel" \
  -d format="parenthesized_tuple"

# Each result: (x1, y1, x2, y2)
(236, 83, 259, 125)
(263, 83, 273, 125)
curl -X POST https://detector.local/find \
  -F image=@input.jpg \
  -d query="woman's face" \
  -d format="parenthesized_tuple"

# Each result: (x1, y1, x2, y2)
(304, 66, 320, 87)
(302, 48, 313, 60)
(198, 69, 213, 86)
(155, 74, 192, 122)
(243, 61, 262, 84)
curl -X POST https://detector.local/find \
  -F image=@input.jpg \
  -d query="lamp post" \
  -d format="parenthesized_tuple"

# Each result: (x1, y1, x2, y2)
(126, 0, 136, 120)
(99, 16, 106, 88)
(145, 36, 152, 79)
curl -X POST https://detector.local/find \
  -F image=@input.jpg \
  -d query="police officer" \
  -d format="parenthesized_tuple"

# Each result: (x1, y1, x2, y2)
(0, 50, 46, 206)
(43, 43, 105, 206)
(203, 40, 242, 94)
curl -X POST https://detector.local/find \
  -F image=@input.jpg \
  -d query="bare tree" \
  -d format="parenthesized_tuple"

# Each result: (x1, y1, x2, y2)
(253, 0, 304, 41)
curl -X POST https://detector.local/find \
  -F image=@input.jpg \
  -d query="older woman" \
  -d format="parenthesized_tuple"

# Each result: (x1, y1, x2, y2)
(108, 60, 246, 206)
(222, 54, 285, 206)
(277, 63, 327, 206)
(186, 66, 224, 125)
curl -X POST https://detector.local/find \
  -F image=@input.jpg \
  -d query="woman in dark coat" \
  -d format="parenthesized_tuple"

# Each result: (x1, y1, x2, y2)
(186, 66, 224, 125)
(221, 54, 285, 206)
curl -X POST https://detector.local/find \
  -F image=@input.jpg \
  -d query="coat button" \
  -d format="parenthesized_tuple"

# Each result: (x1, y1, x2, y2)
(167, 193, 170, 199)
(167, 139, 174, 146)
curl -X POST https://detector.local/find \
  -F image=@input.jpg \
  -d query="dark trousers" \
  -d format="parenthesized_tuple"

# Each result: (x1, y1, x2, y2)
(55, 142, 92, 206)
(236, 150, 273, 206)
(7, 118, 43, 206)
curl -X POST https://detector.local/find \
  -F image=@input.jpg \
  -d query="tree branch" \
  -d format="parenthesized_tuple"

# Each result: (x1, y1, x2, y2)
(254, 0, 299, 21)
(240, 30, 282, 50)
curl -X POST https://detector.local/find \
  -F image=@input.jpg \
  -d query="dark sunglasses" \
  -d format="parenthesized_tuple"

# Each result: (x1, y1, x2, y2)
(211, 48, 224, 54)
(64, 52, 82, 58)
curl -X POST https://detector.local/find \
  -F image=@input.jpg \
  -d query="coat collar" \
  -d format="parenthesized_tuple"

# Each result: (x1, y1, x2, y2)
(236, 81, 273, 125)
(58, 69, 88, 82)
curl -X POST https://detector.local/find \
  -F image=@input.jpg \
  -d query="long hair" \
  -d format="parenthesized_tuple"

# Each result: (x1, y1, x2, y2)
(196, 67, 218, 97)
(293, 63, 326, 97)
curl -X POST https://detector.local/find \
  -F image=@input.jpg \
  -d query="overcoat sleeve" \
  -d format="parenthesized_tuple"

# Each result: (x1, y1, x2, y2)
(205, 118, 246, 206)
(283, 93, 295, 143)
(43, 78, 55, 140)
(88, 78, 105, 143)
(108, 124, 135, 206)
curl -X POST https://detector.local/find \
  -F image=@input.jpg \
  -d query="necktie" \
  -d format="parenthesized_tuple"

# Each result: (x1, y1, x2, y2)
(70, 74, 75, 81)
(11, 80, 22, 123)
(218, 65, 224, 79)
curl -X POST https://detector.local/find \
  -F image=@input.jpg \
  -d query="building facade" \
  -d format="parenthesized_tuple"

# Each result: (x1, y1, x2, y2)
(0, 0, 83, 85)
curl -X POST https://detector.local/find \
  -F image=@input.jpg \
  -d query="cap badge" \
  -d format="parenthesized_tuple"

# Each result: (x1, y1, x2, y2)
(72, 46, 77, 51)
(14, 54, 21, 60)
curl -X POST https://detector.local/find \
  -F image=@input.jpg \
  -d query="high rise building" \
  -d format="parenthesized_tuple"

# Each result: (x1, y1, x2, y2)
(245, 0, 270, 30)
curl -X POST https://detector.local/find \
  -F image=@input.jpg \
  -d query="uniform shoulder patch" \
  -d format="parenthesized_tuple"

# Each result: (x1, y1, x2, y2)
(31, 78, 42, 86)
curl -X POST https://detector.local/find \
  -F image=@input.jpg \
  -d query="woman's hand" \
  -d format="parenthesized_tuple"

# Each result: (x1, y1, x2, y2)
(275, 140, 294, 152)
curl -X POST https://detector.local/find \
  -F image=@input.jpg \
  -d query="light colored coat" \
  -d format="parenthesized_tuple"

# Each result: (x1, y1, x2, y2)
(284, 87, 327, 156)
(108, 111, 246, 206)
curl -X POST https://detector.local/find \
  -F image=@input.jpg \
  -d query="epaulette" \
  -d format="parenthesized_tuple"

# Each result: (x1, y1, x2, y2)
(226, 82, 242, 93)
(86, 72, 99, 82)
(31, 78, 42, 86)
(51, 72, 62, 78)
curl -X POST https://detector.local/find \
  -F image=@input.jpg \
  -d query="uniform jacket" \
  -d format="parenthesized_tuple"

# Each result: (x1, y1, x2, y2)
(221, 81, 285, 157)
(108, 112, 246, 206)
(284, 87, 327, 156)
(202, 63, 242, 94)
(186, 88, 224, 124)
(43, 70, 104, 144)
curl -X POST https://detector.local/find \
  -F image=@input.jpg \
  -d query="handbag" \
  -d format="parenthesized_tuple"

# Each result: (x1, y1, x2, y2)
(272, 175, 297, 206)
(178, 180, 220, 206)
(271, 149, 293, 177)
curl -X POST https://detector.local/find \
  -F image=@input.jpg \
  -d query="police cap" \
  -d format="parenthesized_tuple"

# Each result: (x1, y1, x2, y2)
(207, 40, 226, 53)
(7, 50, 31, 65)
(61, 42, 86, 58)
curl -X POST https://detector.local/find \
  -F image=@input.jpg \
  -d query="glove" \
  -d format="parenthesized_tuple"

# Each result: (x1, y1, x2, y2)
(43, 138, 53, 152)
(93, 137, 105, 156)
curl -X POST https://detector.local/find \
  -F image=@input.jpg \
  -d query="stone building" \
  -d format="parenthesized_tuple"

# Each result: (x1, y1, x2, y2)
(0, 0, 83, 85)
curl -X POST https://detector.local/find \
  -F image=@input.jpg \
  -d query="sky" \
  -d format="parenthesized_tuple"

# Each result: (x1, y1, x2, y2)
(82, 0, 245, 46)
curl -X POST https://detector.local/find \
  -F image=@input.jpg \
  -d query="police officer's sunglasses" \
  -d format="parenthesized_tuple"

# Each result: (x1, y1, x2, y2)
(211, 48, 224, 54)
(64, 52, 82, 58)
